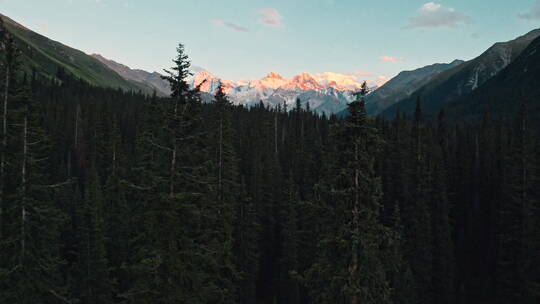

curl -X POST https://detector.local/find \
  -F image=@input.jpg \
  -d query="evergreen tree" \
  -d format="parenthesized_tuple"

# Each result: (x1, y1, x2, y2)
(277, 176, 300, 304)
(309, 82, 392, 304)
(0, 17, 19, 241)
(496, 104, 538, 303)
(75, 167, 111, 304)
(0, 75, 66, 303)
(402, 97, 433, 304)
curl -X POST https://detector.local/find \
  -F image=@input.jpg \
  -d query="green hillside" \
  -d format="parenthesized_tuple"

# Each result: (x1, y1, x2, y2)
(0, 13, 152, 93)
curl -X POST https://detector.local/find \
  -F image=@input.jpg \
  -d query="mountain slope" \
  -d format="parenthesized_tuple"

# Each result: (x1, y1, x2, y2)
(0, 14, 151, 93)
(365, 59, 464, 115)
(445, 34, 540, 123)
(91, 54, 171, 96)
(381, 28, 540, 117)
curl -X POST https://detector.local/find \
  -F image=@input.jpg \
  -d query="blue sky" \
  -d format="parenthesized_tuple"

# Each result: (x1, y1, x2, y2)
(1, 0, 540, 83)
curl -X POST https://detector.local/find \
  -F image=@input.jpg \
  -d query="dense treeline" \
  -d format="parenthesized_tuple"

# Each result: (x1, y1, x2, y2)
(1, 22, 540, 304)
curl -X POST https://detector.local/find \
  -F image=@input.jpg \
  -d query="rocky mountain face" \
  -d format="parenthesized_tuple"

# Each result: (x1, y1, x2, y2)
(185, 70, 364, 114)
(445, 34, 540, 123)
(381, 28, 540, 117)
(365, 60, 464, 115)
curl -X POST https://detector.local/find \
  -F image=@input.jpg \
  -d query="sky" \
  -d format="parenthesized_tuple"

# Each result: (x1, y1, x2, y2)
(1, 0, 540, 85)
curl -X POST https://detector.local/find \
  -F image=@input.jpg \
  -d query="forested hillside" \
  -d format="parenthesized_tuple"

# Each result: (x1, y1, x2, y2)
(1, 17, 540, 304)
(0, 14, 153, 94)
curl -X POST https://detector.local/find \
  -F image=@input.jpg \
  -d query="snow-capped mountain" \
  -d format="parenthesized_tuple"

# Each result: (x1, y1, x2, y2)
(188, 70, 367, 114)
(91, 53, 368, 114)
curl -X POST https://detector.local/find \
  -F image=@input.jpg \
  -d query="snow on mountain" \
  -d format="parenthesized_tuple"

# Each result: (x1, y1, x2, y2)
(188, 70, 366, 114)
(90, 53, 367, 115)
(312, 72, 365, 91)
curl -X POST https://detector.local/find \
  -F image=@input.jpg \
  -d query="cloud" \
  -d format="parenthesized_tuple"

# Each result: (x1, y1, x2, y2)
(211, 20, 249, 32)
(471, 32, 480, 39)
(404, 2, 472, 29)
(258, 8, 283, 27)
(518, 0, 540, 20)
(379, 56, 405, 63)
(352, 71, 371, 77)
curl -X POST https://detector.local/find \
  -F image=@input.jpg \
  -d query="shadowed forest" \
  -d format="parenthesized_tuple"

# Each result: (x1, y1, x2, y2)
(1, 19, 540, 304)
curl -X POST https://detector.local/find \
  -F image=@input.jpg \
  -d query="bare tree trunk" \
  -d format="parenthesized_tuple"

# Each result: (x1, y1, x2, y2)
(67, 150, 71, 177)
(218, 117, 223, 200)
(112, 124, 117, 176)
(350, 142, 360, 304)
(274, 112, 278, 156)
(0, 64, 9, 238)
(74, 104, 80, 149)
(112, 142, 116, 176)
(169, 99, 178, 197)
(20, 112, 27, 264)
(520, 114, 527, 250)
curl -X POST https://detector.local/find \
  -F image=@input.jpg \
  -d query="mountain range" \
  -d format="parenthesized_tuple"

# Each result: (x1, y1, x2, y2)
(92, 55, 370, 114)
(2, 12, 540, 120)
(380, 28, 540, 118)
(445, 31, 540, 123)
(365, 60, 464, 115)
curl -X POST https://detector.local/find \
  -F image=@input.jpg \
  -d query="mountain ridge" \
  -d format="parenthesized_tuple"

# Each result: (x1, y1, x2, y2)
(365, 59, 464, 115)
(91, 54, 171, 96)
(381, 28, 540, 117)
(0, 13, 153, 93)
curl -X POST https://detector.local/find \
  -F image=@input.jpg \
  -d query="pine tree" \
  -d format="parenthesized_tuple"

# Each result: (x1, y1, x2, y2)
(0, 18, 19, 241)
(277, 176, 300, 304)
(402, 97, 433, 304)
(308, 82, 392, 304)
(198, 84, 240, 302)
(233, 180, 259, 304)
(0, 75, 67, 303)
(496, 104, 538, 303)
(127, 43, 216, 303)
(76, 167, 111, 304)
(430, 109, 455, 304)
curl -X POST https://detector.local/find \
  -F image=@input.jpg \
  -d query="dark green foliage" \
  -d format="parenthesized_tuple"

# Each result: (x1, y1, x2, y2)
(307, 82, 392, 304)
(0, 34, 539, 304)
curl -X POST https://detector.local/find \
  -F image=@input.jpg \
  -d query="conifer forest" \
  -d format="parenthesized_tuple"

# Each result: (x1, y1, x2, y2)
(1, 14, 540, 304)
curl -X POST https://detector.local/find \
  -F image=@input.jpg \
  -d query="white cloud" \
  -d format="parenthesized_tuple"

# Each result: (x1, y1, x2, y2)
(258, 8, 283, 27)
(211, 20, 249, 32)
(379, 56, 405, 63)
(518, 0, 540, 20)
(404, 2, 472, 29)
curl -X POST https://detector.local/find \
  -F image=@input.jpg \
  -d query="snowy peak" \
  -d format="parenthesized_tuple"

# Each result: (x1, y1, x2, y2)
(184, 70, 366, 114)
(191, 69, 235, 93)
(264, 72, 285, 80)
(190, 70, 367, 94)
(257, 72, 288, 89)
(283, 73, 324, 91)
(192, 69, 218, 91)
